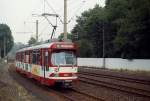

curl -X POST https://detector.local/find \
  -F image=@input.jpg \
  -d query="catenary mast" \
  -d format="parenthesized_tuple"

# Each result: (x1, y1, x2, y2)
(64, 0, 67, 40)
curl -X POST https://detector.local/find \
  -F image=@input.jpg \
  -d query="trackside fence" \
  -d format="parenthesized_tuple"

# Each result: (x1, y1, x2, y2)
(77, 58, 150, 71)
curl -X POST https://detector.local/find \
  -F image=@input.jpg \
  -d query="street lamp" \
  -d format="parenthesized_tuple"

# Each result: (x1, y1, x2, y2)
(102, 21, 105, 68)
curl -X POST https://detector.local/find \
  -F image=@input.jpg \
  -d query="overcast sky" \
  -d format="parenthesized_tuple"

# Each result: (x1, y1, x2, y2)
(0, 0, 105, 44)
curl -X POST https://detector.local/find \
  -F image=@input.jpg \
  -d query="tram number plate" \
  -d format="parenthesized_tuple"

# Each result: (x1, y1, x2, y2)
(64, 74, 69, 77)
(65, 80, 72, 82)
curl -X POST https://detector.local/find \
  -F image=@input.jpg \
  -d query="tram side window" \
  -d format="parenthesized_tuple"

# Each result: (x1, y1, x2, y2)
(21, 52, 23, 62)
(20, 53, 22, 62)
(37, 50, 40, 65)
(19, 53, 21, 61)
(32, 50, 40, 65)
(17, 53, 19, 61)
(18, 53, 19, 61)
(32, 51, 36, 64)
(21, 53, 22, 62)
(30, 51, 33, 64)
(25, 51, 29, 63)
(22, 52, 25, 62)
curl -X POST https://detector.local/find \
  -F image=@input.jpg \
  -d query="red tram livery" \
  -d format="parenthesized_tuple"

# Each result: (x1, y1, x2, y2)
(15, 40, 78, 87)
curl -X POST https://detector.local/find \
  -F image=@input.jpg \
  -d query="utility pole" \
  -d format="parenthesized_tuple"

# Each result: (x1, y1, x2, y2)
(3, 36, 6, 58)
(64, 0, 67, 40)
(0, 48, 1, 59)
(36, 20, 38, 42)
(102, 22, 105, 68)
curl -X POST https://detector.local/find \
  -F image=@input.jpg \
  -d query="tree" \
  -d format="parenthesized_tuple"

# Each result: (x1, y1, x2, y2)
(72, 5, 110, 57)
(0, 24, 14, 58)
(72, 0, 150, 58)
(77, 39, 94, 57)
(109, 0, 150, 58)
(105, 0, 130, 58)
(58, 33, 72, 41)
(28, 37, 36, 45)
(7, 42, 26, 59)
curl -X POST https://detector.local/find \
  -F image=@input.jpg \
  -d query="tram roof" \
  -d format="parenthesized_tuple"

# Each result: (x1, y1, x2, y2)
(16, 42, 74, 53)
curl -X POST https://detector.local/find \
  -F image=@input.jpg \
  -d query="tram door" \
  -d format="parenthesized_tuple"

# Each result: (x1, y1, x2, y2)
(42, 49, 49, 79)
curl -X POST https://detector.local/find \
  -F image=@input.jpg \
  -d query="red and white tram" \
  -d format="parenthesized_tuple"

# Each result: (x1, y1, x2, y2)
(15, 40, 78, 87)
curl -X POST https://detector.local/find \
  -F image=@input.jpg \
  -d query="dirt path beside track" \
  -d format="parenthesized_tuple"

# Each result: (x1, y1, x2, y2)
(0, 62, 41, 101)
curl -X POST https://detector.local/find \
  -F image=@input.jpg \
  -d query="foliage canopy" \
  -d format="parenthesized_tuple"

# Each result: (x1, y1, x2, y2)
(72, 0, 150, 59)
(0, 24, 14, 58)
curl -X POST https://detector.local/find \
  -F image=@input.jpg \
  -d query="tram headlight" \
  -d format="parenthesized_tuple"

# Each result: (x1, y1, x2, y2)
(49, 73, 54, 77)
(54, 73, 59, 77)
(54, 67, 59, 72)
(49, 73, 59, 77)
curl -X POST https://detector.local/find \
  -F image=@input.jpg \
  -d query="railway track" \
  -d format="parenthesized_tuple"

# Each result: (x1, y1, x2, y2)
(79, 72, 150, 98)
(8, 64, 105, 101)
(8, 64, 150, 101)
(80, 71, 150, 85)
(70, 87, 105, 101)
(50, 87, 105, 101)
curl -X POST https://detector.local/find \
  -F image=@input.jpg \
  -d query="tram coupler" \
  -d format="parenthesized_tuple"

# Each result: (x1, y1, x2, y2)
(63, 81, 72, 88)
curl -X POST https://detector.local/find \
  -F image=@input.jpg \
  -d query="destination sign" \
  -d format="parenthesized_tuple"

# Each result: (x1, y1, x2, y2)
(56, 44, 74, 48)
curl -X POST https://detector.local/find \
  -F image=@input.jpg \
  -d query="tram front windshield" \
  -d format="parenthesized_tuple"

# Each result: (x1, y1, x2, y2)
(51, 51, 77, 66)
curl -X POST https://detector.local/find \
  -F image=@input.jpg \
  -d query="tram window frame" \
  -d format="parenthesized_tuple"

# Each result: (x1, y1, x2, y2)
(21, 52, 23, 62)
(36, 50, 40, 65)
(30, 51, 33, 64)
(20, 52, 22, 62)
(23, 52, 25, 62)
(17, 53, 19, 61)
(25, 51, 29, 63)
(32, 50, 37, 64)
(24, 52, 26, 62)
(32, 49, 41, 65)
(19, 53, 21, 62)
(18, 53, 20, 61)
